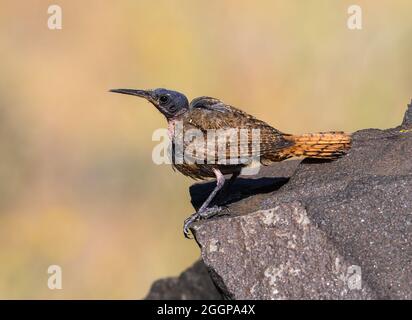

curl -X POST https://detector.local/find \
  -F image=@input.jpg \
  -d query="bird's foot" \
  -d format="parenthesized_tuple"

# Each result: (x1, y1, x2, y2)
(183, 213, 199, 239)
(183, 206, 225, 239)
(198, 205, 223, 218)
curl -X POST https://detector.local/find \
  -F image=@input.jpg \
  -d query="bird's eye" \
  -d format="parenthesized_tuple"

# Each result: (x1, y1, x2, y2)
(159, 95, 169, 104)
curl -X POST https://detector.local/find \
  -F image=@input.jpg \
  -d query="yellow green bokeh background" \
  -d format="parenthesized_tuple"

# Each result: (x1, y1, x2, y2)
(0, 0, 410, 298)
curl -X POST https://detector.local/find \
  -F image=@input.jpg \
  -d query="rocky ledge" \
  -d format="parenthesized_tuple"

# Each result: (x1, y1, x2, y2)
(146, 101, 412, 300)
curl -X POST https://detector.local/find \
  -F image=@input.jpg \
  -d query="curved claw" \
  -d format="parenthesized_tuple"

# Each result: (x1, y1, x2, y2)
(183, 214, 198, 239)
(183, 226, 193, 239)
(183, 206, 230, 239)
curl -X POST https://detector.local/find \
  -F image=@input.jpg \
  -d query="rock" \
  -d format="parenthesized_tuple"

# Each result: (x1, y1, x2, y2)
(145, 260, 222, 300)
(146, 101, 412, 299)
(193, 202, 376, 299)
(401, 99, 412, 128)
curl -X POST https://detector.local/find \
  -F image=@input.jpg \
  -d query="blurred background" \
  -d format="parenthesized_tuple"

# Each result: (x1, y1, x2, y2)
(0, 0, 410, 298)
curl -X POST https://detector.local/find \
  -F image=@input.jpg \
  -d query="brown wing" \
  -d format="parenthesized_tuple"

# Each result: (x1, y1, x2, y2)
(179, 99, 293, 165)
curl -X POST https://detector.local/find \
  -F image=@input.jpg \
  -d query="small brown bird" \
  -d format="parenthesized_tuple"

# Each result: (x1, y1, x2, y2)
(110, 88, 351, 238)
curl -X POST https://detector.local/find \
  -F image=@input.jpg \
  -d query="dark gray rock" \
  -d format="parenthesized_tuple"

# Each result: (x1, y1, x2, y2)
(193, 202, 376, 299)
(146, 101, 412, 300)
(402, 99, 412, 128)
(304, 175, 412, 299)
(145, 260, 222, 300)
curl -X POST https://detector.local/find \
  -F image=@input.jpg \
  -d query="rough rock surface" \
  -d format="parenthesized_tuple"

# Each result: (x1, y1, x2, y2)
(145, 260, 222, 300)
(146, 101, 412, 300)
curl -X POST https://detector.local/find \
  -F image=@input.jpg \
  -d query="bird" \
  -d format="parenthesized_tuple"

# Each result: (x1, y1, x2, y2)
(110, 88, 351, 238)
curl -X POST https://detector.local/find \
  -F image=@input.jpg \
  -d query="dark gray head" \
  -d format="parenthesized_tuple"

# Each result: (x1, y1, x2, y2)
(110, 88, 189, 120)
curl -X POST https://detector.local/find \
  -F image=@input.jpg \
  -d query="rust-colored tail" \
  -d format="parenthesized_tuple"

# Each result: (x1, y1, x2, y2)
(284, 131, 352, 159)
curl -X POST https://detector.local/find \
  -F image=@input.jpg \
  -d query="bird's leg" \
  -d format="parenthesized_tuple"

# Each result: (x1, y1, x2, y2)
(183, 168, 225, 238)
(198, 169, 225, 215)
(215, 171, 240, 203)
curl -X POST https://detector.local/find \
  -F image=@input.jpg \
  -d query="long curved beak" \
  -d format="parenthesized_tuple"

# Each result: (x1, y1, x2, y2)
(109, 89, 155, 103)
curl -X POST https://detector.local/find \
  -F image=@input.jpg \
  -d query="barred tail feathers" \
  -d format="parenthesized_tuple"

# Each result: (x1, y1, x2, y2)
(284, 131, 351, 159)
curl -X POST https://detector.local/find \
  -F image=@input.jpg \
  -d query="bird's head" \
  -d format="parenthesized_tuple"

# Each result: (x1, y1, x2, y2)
(110, 88, 189, 120)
